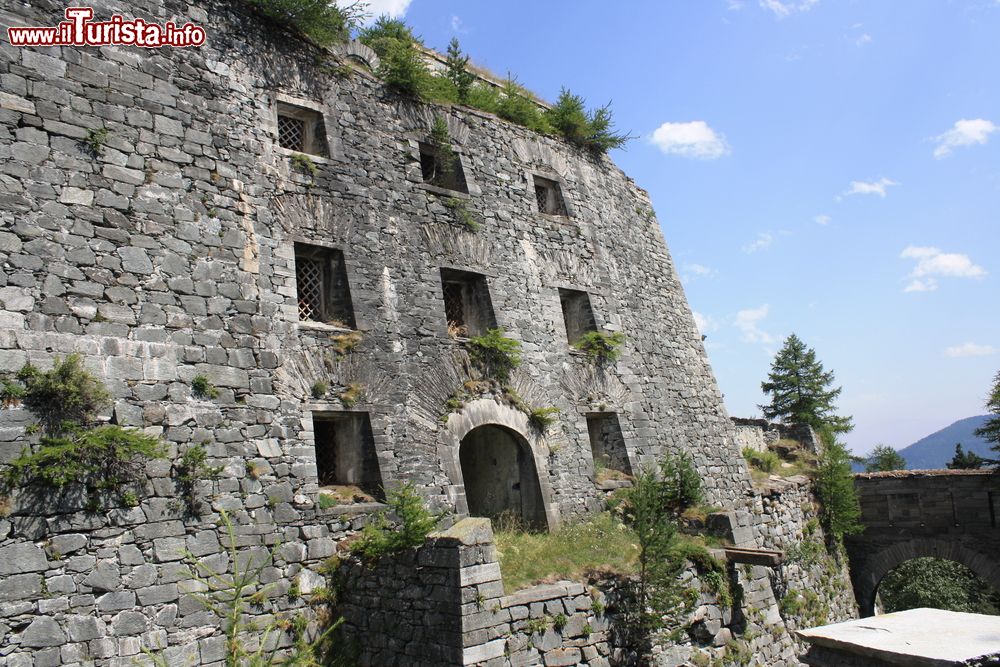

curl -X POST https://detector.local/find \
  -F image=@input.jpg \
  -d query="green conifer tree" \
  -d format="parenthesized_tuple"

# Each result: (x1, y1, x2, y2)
(445, 38, 474, 103)
(759, 333, 853, 434)
(946, 443, 984, 470)
(864, 444, 906, 472)
(974, 371, 1000, 465)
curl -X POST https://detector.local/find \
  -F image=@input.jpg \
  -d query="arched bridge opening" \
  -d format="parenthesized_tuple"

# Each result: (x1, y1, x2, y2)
(845, 469, 1000, 617)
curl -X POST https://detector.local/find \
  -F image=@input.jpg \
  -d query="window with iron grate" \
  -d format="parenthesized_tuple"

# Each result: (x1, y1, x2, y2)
(532, 175, 567, 216)
(440, 268, 496, 338)
(276, 102, 329, 157)
(294, 243, 356, 328)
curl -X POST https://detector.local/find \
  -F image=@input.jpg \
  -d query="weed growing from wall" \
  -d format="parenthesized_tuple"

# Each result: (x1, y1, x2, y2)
(467, 328, 521, 383)
(351, 483, 441, 561)
(0, 355, 165, 508)
(573, 331, 625, 363)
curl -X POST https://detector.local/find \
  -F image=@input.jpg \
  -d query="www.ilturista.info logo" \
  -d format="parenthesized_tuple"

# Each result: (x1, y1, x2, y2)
(7, 7, 206, 48)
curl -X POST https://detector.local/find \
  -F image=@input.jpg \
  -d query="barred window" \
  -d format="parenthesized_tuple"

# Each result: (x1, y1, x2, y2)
(294, 243, 355, 328)
(532, 175, 567, 216)
(440, 267, 496, 338)
(276, 102, 328, 157)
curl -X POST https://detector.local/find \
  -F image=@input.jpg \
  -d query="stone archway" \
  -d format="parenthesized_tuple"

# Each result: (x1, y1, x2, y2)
(854, 538, 1000, 617)
(459, 424, 546, 529)
(439, 398, 562, 530)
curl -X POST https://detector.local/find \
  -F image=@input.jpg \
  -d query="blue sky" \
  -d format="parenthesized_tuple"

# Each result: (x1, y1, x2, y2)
(364, 0, 999, 455)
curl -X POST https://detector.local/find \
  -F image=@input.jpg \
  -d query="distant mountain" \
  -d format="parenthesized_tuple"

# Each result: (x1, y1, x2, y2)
(896, 415, 994, 470)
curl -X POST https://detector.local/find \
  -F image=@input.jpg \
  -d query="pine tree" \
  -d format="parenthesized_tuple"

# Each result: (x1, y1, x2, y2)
(760, 333, 853, 434)
(974, 371, 1000, 465)
(946, 443, 984, 470)
(445, 38, 474, 103)
(864, 444, 906, 472)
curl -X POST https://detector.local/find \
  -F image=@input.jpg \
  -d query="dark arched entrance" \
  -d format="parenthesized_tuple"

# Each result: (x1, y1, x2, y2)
(459, 424, 546, 529)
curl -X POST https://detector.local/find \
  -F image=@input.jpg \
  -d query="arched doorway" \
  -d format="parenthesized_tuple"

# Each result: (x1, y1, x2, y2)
(459, 424, 546, 529)
(875, 556, 1000, 616)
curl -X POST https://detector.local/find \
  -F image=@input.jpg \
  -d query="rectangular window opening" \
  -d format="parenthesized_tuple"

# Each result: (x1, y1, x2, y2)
(558, 288, 597, 345)
(277, 102, 329, 157)
(533, 175, 567, 216)
(440, 268, 496, 338)
(312, 412, 383, 501)
(587, 412, 632, 478)
(419, 142, 468, 193)
(295, 243, 356, 328)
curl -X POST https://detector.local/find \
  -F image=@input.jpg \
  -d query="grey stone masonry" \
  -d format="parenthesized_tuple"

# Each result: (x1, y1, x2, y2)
(0, 0, 858, 661)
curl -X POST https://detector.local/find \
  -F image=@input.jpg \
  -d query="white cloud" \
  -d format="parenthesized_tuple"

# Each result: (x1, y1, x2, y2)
(814, 215, 831, 225)
(727, 0, 746, 9)
(904, 278, 937, 293)
(742, 232, 773, 253)
(759, 0, 819, 17)
(900, 245, 987, 292)
(693, 312, 718, 334)
(735, 304, 775, 344)
(932, 119, 997, 158)
(682, 263, 717, 281)
(944, 342, 997, 358)
(650, 121, 730, 160)
(450, 15, 466, 33)
(845, 177, 898, 198)
(355, 0, 412, 22)
(855, 33, 872, 46)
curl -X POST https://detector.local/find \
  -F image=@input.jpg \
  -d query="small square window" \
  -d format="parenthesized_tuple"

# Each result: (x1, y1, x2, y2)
(295, 243, 356, 328)
(440, 268, 496, 338)
(533, 175, 567, 216)
(277, 102, 329, 157)
(587, 412, 631, 477)
(419, 142, 468, 193)
(559, 288, 597, 345)
(313, 411, 383, 500)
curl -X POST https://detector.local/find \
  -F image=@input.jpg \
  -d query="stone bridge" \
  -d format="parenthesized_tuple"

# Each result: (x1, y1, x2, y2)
(845, 469, 1000, 616)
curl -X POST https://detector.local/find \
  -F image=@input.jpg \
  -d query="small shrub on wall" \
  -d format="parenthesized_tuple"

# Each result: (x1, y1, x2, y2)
(1, 355, 165, 508)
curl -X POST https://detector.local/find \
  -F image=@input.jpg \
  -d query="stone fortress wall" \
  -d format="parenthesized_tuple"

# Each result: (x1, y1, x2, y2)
(0, 0, 856, 663)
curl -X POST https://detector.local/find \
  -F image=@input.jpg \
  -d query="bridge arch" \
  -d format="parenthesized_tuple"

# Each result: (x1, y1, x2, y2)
(853, 538, 1000, 617)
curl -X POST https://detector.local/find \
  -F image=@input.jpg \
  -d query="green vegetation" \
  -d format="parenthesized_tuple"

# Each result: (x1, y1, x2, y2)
(0, 356, 165, 507)
(658, 451, 703, 514)
(759, 334, 852, 435)
(742, 447, 780, 474)
(974, 370, 1000, 465)
(572, 331, 625, 363)
(864, 444, 906, 472)
(814, 439, 862, 540)
(467, 328, 521, 383)
(546, 88, 631, 155)
(357, 22, 628, 155)
(291, 152, 318, 177)
(174, 443, 222, 513)
(494, 511, 639, 591)
(147, 510, 342, 666)
(879, 557, 1000, 615)
(191, 374, 219, 399)
(311, 381, 328, 399)
(351, 483, 440, 561)
(84, 128, 109, 156)
(760, 334, 861, 540)
(442, 197, 480, 231)
(244, 0, 361, 47)
(445, 38, 474, 103)
(947, 443, 985, 469)
(527, 406, 560, 433)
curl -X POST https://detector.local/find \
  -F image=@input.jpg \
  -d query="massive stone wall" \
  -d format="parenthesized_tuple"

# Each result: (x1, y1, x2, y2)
(0, 0, 859, 662)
